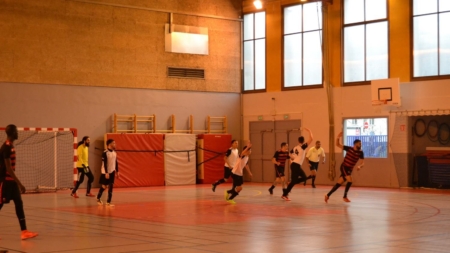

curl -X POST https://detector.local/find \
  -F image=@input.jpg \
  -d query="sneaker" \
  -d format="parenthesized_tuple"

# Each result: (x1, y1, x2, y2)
(343, 197, 351, 202)
(227, 199, 236, 204)
(324, 194, 329, 203)
(281, 195, 291, 201)
(21, 230, 38, 240)
(71, 193, 79, 198)
(106, 202, 115, 207)
(224, 190, 229, 200)
(86, 193, 95, 197)
(212, 184, 216, 192)
(312, 184, 316, 188)
(97, 198, 103, 205)
(268, 187, 273, 195)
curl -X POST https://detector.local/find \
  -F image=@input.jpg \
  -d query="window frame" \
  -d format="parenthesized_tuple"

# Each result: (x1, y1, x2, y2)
(342, 0, 390, 86)
(281, 1, 324, 91)
(242, 11, 267, 93)
(342, 116, 389, 159)
(410, 0, 450, 81)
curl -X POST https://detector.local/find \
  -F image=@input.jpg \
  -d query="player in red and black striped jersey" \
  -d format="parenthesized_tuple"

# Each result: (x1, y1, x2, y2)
(268, 142, 289, 195)
(0, 124, 38, 240)
(325, 132, 365, 203)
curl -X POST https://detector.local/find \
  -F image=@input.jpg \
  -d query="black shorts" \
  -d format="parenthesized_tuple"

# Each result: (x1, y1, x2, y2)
(231, 174, 244, 187)
(290, 162, 307, 182)
(99, 171, 116, 185)
(340, 164, 353, 177)
(309, 161, 319, 171)
(275, 165, 285, 177)
(0, 180, 22, 205)
(224, 166, 232, 179)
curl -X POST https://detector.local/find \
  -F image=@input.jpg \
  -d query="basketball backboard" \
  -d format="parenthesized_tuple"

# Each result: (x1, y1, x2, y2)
(371, 78, 401, 107)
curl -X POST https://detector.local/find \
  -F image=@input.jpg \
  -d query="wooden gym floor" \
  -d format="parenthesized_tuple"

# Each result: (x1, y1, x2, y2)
(1, 183, 449, 253)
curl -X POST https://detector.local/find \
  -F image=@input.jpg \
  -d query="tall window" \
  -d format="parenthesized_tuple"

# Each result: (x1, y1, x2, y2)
(343, 0, 388, 84)
(283, 2, 323, 88)
(413, 0, 450, 78)
(243, 12, 266, 91)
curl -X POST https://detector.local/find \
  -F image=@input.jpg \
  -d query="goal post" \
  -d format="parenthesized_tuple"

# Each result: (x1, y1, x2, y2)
(0, 127, 78, 192)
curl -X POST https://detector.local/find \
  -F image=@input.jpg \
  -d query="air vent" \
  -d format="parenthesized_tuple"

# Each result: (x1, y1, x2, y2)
(167, 67, 205, 79)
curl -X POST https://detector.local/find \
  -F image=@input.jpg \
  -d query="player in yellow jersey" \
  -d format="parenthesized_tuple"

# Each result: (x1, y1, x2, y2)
(71, 136, 95, 198)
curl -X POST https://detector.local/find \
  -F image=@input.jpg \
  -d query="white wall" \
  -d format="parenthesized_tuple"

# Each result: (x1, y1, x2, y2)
(243, 79, 450, 188)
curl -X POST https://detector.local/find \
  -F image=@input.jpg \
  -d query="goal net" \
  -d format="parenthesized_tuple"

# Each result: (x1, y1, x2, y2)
(0, 127, 77, 192)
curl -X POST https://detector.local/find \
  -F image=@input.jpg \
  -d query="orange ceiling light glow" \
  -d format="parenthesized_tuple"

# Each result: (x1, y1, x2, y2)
(253, 0, 263, 9)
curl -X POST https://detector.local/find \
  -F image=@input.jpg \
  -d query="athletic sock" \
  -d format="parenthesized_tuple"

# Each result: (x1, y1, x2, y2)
(344, 182, 352, 198)
(327, 183, 341, 197)
(312, 176, 316, 185)
(97, 187, 105, 199)
(229, 191, 239, 200)
(214, 179, 226, 186)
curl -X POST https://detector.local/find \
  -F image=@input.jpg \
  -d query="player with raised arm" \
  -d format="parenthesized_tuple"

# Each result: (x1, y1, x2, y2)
(325, 132, 365, 203)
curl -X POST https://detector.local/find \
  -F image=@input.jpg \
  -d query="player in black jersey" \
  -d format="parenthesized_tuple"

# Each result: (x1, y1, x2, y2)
(0, 125, 38, 240)
(268, 142, 289, 195)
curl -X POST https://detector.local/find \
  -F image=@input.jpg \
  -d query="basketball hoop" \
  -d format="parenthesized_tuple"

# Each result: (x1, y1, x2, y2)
(371, 100, 387, 106)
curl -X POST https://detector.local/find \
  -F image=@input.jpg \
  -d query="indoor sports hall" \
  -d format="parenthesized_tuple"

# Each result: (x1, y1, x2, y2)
(0, 0, 449, 252)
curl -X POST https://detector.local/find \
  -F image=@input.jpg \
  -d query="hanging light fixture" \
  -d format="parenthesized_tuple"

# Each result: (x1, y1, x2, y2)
(253, 0, 263, 9)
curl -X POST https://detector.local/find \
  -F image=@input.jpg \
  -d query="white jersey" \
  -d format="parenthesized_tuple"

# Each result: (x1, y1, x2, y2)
(306, 147, 325, 162)
(232, 156, 249, 176)
(290, 143, 308, 165)
(225, 148, 239, 168)
(101, 149, 118, 174)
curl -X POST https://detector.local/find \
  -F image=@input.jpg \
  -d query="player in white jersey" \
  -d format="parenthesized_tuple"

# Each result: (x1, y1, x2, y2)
(97, 139, 119, 207)
(212, 140, 239, 192)
(282, 128, 313, 201)
(224, 142, 252, 204)
(305, 140, 325, 188)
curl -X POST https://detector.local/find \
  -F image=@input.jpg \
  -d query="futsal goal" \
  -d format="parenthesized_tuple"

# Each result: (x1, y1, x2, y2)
(0, 127, 77, 192)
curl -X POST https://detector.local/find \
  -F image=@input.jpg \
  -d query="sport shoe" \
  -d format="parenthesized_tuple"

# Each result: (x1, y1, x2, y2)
(212, 184, 216, 192)
(324, 194, 329, 203)
(312, 184, 316, 188)
(86, 193, 95, 197)
(21, 230, 38, 240)
(97, 198, 103, 205)
(224, 190, 229, 200)
(268, 188, 273, 195)
(343, 197, 351, 202)
(71, 193, 79, 198)
(106, 202, 115, 207)
(227, 199, 236, 204)
(281, 195, 291, 201)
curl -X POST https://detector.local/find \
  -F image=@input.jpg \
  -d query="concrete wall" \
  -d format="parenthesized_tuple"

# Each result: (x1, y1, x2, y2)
(0, 82, 241, 186)
(243, 79, 450, 188)
(0, 0, 242, 92)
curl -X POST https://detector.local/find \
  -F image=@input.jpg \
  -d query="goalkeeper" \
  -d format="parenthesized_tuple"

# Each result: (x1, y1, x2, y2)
(71, 136, 95, 198)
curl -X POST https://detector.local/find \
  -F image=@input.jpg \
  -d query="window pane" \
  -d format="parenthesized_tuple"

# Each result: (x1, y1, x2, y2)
(414, 15, 438, 77)
(303, 2, 322, 31)
(413, 0, 437, 15)
(344, 117, 388, 158)
(284, 5, 302, 34)
(441, 0, 450, 12)
(366, 0, 387, 21)
(243, 14, 254, 41)
(440, 13, 450, 75)
(284, 34, 302, 87)
(366, 22, 388, 80)
(344, 0, 364, 24)
(244, 41, 254, 90)
(255, 39, 266, 89)
(303, 31, 322, 85)
(255, 12, 266, 39)
(344, 25, 365, 82)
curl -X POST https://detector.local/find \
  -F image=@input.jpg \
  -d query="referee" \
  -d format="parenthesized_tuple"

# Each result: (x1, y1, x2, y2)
(306, 141, 325, 188)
